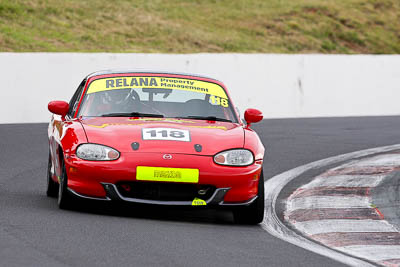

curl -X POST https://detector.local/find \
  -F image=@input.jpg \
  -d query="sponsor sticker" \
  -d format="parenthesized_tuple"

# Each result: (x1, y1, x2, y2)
(85, 123, 227, 130)
(192, 198, 207, 206)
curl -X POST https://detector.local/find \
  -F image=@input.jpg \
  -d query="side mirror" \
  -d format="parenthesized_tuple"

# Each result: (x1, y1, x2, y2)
(244, 108, 263, 128)
(48, 101, 69, 120)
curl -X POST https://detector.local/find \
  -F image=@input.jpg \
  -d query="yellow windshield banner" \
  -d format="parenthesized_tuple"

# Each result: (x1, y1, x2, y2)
(87, 76, 228, 99)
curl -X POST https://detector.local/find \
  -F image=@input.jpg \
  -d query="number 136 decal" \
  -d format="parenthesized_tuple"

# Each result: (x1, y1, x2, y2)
(142, 128, 190, 142)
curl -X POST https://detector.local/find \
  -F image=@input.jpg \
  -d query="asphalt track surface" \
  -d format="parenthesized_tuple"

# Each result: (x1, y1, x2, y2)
(1, 116, 400, 267)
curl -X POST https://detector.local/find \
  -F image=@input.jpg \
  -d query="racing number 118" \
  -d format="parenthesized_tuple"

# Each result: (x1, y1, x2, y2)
(142, 128, 190, 142)
(146, 130, 185, 138)
(210, 95, 229, 107)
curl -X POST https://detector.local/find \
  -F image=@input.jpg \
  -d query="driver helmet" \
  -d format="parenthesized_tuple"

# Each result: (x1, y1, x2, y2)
(104, 89, 130, 105)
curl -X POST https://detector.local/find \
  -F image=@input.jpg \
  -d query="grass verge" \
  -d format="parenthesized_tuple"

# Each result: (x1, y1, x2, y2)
(0, 0, 399, 53)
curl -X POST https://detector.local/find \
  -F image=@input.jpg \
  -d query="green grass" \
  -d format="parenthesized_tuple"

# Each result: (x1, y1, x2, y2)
(0, 0, 399, 53)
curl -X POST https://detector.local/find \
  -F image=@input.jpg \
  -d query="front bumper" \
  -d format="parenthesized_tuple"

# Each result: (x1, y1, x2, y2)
(65, 152, 262, 205)
(68, 184, 258, 206)
(69, 183, 257, 206)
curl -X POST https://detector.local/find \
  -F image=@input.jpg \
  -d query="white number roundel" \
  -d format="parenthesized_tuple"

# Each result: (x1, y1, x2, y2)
(142, 128, 190, 142)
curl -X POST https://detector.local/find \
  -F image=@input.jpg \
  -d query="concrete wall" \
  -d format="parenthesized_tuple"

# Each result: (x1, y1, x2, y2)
(0, 53, 399, 123)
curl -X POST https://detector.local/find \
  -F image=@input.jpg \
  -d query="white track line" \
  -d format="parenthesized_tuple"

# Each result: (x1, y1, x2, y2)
(304, 175, 385, 188)
(335, 245, 400, 262)
(261, 144, 400, 267)
(337, 153, 400, 168)
(287, 196, 370, 212)
(292, 220, 398, 235)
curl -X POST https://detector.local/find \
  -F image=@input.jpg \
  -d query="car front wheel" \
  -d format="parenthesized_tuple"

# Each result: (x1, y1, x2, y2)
(46, 152, 58, 198)
(57, 158, 75, 210)
(233, 170, 265, 224)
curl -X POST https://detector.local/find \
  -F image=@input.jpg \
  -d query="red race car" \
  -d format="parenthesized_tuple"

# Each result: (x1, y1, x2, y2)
(47, 71, 265, 224)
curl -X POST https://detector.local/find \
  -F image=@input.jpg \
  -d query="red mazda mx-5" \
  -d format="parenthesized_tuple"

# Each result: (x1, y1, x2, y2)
(47, 71, 265, 224)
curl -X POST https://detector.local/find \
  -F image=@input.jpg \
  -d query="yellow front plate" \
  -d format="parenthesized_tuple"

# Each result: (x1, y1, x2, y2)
(136, 166, 199, 183)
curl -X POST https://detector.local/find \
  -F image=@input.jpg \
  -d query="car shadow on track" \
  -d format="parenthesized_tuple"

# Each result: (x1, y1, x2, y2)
(59, 197, 238, 226)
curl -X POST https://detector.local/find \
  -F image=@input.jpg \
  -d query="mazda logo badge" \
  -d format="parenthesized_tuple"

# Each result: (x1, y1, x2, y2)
(163, 154, 172, 160)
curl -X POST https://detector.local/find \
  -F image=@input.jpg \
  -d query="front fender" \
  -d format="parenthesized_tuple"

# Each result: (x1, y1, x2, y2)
(243, 127, 265, 161)
(49, 116, 87, 179)
(60, 120, 88, 156)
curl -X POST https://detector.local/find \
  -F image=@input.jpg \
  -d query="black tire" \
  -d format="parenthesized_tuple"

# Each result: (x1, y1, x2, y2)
(46, 152, 58, 198)
(57, 157, 75, 210)
(233, 170, 265, 225)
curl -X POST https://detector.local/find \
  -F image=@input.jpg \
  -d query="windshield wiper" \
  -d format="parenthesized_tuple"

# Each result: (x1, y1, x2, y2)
(177, 116, 232, 122)
(101, 112, 164, 118)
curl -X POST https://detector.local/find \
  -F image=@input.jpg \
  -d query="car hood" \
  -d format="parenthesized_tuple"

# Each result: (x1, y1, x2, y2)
(80, 117, 244, 155)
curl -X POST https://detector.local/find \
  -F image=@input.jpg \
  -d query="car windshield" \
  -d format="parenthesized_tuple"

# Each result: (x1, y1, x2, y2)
(78, 76, 238, 123)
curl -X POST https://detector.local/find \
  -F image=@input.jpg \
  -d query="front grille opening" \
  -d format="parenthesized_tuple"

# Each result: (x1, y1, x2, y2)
(116, 181, 216, 201)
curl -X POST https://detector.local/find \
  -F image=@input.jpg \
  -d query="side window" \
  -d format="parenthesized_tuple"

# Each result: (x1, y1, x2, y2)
(68, 80, 86, 118)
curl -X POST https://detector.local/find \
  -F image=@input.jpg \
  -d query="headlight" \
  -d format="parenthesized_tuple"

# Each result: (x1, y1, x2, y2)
(76, 144, 120, 161)
(213, 149, 254, 166)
